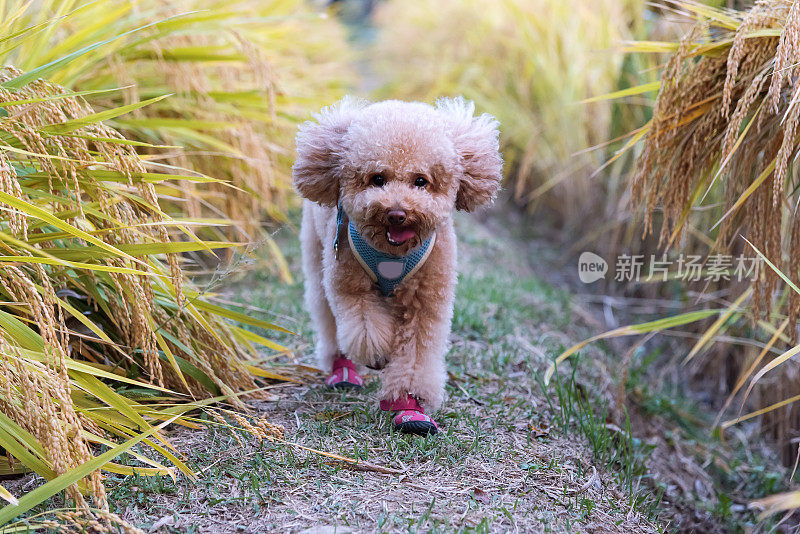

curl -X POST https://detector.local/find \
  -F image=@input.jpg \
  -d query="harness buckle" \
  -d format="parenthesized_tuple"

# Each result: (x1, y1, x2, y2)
(334, 204, 344, 261)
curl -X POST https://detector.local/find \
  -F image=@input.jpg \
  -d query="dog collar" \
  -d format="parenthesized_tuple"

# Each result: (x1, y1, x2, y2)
(334, 206, 436, 296)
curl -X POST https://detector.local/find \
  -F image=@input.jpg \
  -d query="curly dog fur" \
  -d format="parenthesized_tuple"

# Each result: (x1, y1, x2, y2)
(293, 97, 502, 412)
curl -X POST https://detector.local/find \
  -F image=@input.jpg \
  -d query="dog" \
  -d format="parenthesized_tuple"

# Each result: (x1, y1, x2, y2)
(292, 97, 502, 435)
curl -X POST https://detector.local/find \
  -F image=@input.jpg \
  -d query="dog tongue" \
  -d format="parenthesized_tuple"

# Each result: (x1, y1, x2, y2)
(388, 226, 415, 244)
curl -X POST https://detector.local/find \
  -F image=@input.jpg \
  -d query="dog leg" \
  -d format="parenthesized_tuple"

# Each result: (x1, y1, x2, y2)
(379, 272, 455, 414)
(333, 289, 394, 369)
(301, 204, 340, 372)
(330, 256, 394, 368)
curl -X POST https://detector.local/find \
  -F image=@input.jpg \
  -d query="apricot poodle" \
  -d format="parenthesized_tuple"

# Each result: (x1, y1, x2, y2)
(292, 97, 502, 435)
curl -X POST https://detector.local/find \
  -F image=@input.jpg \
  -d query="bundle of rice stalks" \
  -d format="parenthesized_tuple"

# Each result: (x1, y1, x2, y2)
(0, 15, 292, 528)
(622, 0, 800, 457)
(626, 1, 800, 319)
(553, 0, 800, 472)
(3, 0, 351, 243)
(371, 0, 644, 220)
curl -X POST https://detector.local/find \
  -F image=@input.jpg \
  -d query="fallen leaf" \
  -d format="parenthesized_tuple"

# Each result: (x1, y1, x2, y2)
(568, 466, 598, 496)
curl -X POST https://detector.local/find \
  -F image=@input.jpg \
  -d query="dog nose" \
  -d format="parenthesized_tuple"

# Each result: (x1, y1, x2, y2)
(387, 210, 406, 225)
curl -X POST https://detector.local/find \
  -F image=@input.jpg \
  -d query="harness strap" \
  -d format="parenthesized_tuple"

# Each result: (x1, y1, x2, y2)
(348, 223, 435, 296)
(334, 205, 435, 296)
(333, 205, 345, 259)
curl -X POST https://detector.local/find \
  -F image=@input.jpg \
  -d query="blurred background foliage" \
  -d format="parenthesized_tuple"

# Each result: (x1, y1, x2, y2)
(372, 0, 646, 221)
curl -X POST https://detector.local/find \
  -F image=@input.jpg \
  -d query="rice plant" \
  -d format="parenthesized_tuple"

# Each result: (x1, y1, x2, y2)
(0, 8, 309, 529)
(621, 0, 800, 444)
(1, 0, 351, 244)
(546, 0, 800, 516)
(619, 1, 800, 318)
(371, 0, 644, 220)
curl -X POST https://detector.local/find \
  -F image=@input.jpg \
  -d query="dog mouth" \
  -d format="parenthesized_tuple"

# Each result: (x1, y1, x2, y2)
(386, 225, 416, 246)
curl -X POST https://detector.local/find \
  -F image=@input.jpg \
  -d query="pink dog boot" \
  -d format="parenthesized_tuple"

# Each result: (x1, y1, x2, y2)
(380, 395, 438, 436)
(325, 355, 364, 389)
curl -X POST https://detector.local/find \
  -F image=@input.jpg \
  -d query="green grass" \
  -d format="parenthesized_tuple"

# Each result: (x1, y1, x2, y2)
(620, 346, 793, 533)
(541, 358, 664, 525)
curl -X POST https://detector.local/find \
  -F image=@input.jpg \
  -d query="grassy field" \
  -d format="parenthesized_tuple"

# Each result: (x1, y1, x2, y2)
(7, 2, 800, 531)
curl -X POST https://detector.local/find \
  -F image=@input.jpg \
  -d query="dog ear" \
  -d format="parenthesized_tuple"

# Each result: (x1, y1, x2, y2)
(436, 97, 503, 212)
(293, 96, 366, 207)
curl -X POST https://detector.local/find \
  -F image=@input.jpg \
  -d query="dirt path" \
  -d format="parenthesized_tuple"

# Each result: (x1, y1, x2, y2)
(105, 213, 662, 533)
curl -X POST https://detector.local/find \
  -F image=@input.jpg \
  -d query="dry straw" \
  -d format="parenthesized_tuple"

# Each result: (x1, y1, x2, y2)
(629, 1, 800, 320)
(601, 0, 800, 468)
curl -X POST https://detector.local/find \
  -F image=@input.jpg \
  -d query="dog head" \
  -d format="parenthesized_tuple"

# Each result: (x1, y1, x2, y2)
(293, 97, 503, 255)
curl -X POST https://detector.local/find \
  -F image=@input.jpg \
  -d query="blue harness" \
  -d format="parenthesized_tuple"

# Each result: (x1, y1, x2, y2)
(334, 206, 436, 296)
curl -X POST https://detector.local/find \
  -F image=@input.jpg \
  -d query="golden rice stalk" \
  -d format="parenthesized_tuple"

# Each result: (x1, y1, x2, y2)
(2, 509, 145, 534)
(0, 58, 288, 521)
(372, 0, 643, 219)
(1, 0, 352, 244)
(607, 0, 800, 470)
(628, 0, 800, 320)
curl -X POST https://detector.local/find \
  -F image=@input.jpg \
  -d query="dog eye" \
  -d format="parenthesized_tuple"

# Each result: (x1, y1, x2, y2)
(370, 174, 385, 187)
(414, 176, 428, 188)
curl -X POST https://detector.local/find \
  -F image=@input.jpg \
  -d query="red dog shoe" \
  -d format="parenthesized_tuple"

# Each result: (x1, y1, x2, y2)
(325, 355, 364, 389)
(380, 395, 438, 436)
